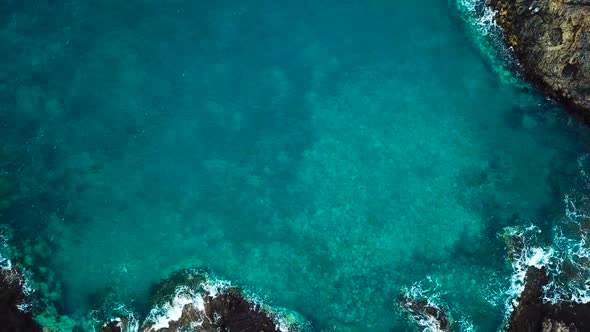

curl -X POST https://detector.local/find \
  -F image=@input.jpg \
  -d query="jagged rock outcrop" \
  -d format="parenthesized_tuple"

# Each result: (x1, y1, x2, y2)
(506, 266, 590, 332)
(0, 262, 308, 332)
(102, 268, 309, 332)
(397, 290, 453, 332)
(0, 265, 42, 332)
(489, 0, 590, 115)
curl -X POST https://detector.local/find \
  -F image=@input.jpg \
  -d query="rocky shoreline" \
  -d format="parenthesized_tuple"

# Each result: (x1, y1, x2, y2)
(0, 265, 308, 332)
(488, 0, 590, 117)
(505, 266, 590, 332)
(397, 266, 590, 332)
(0, 264, 41, 332)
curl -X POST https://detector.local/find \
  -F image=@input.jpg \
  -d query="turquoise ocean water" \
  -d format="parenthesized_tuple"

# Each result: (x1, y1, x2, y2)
(2, 0, 590, 330)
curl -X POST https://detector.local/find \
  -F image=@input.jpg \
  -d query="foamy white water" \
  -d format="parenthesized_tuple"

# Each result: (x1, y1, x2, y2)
(455, 0, 521, 84)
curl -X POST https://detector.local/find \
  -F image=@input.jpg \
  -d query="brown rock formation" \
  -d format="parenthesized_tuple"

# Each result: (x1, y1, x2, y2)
(139, 269, 307, 332)
(506, 267, 590, 332)
(0, 266, 42, 332)
(161, 288, 281, 332)
(489, 0, 590, 115)
(397, 291, 453, 332)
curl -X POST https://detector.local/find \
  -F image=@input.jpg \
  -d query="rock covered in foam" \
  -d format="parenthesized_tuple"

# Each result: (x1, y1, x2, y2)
(101, 316, 140, 332)
(506, 266, 590, 332)
(103, 268, 310, 332)
(0, 256, 42, 332)
(397, 280, 453, 332)
(501, 222, 590, 331)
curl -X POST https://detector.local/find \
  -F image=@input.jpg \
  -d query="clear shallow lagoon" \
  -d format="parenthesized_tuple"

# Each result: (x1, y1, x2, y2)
(2, 0, 590, 330)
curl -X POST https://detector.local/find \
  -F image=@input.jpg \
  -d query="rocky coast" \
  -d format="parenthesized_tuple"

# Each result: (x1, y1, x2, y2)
(489, 0, 590, 115)
(0, 264, 308, 332)
(505, 267, 590, 332)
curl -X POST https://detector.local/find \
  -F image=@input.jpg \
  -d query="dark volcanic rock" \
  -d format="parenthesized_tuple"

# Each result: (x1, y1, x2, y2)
(397, 291, 453, 332)
(101, 320, 123, 332)
(203, 289, 279, 331)
(490, 0, 590, 115)
(0, 267, 42, 332)
(506, 267, 590, 332)
(140, 268, 307, 332)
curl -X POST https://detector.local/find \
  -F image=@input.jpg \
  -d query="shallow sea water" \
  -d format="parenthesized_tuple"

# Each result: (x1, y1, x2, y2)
(2, 0, 590, 330)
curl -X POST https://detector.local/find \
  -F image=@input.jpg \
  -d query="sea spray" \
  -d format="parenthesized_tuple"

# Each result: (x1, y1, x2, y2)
(498, 155, 590, 323)
(139, 268, 310, 332)
(541, 154, 590, 303)
(398, 276, 479, 332)
(398, 276, 452, 332)
(456, 0, 521, 84)
(500, 225, 553, 323)
(543, 228, 590, 303)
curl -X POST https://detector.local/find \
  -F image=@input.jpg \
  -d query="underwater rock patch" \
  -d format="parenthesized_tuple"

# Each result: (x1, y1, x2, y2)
(488, 0, 590, 116)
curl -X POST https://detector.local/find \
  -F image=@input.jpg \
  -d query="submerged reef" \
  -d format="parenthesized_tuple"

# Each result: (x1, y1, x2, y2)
(488, 0, 590, 114)
(506, 266, 590, 332)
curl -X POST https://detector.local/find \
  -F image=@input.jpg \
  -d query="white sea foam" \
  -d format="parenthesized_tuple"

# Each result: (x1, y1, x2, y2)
(501, 223, 590, 310)
(538, 156, 590, 304)
(400, 276, 449, 332)
(576, 154, 590, 184)
(407, 276, 445, 305)
(236, 283, 311, 332)
(16, 302, 31, 311)
(0, 254, 12, 271)
(499, 154, 590, 325)
(0, 232, 12, 271)
(144, 286, 204, 331)
(135, 271, 307, 332)
(95, 302, 140, 332)
(200, 277, 231, 298)
(275, 315, 293, 332)
(0, 231, 35, 313)
(457, 0, 498, 36)
(458, 317, 478, 332)
(497, 224, 553, 327)
(481, 271, 510, 308)
(542, 222, 590, 303)
(143, 277, 228, 332)
(456, 0, 521, 84)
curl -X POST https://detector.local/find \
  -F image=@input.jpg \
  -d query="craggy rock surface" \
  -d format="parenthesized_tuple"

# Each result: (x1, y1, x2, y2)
(101, 268, 309, 332)
(140, 269, 283, 332)
(506, 267, 590, 332)
(489, 0, 590, 115)
(397, 291, 453, 332)
(0, 267, 42, 332)
(0, 264, 306, 332)
(141, 288, 283, 332)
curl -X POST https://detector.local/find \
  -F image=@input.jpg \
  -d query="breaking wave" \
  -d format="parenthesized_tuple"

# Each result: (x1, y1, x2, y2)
(400, 276, 478, 332)
(455, 0, 521, 84)
(400, 276, 450, 332)
(500, 224, 553, 321)
(499, 153, 590, 324)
